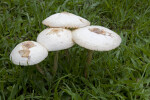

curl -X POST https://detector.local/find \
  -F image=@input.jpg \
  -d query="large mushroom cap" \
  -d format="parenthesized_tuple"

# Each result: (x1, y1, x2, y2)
(72, 26, 122, 51)
(37, 28, 74, 51)
(10, 41, 48, 66)
(42, 12, 90, 28)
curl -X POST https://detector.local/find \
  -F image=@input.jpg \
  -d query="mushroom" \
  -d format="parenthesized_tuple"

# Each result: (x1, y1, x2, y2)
(10, 41, 48, 74)
(42, 12, 90, 28)
(37, 28, 74, 74)
(37, 28, 74, 51)
(72, 25, 122, 77)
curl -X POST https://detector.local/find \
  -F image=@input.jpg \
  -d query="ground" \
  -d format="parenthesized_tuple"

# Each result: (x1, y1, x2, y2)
(0, 0, 150, 99)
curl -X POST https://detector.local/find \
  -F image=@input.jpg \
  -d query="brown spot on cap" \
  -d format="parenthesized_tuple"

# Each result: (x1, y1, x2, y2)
(19, 41, 35, 58)
(19, 50, 30, 58)
(22, 41, 35, 49)
(61, 12, 70, 14)
(47, 28, 63, 35)
(89, 28, 106, 35)
(79, 19, 85, 23)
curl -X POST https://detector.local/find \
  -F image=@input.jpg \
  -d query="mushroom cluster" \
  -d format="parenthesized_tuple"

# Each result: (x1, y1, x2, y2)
(10, 12, 121, 77)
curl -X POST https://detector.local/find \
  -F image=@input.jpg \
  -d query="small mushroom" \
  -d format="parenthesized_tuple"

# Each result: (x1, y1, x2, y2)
(72, 25, 122, 77)
(37, 28, 74, 74)
(10, 41, 48, 66)
(42, 12, 90, 28)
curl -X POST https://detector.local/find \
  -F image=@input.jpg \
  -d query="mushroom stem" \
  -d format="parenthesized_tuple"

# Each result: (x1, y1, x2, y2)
(53, 51, 59, 75)
(85, 50, 93, 78)
(36, 64, 44, 75)
(65, 49, 69, 62)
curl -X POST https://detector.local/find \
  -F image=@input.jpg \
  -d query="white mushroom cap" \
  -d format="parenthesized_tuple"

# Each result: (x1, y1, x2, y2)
(42, 12, 90, 28)
(72, 26, 122, 51)
(37, 28, 74, 51)
(10, 41, 48, 66)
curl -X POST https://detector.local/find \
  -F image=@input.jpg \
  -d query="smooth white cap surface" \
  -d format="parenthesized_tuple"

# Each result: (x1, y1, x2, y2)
(37, 28, 74, 51)
(42, 12, 90, 28)
(10, 41, 48, 66)
(72, 26, 122, 51)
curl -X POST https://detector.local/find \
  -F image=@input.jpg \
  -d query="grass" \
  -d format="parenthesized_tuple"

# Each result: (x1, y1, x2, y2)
(0, 0, 150, 99)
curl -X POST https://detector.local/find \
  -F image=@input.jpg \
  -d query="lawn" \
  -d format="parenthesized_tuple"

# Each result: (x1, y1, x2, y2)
(0, 0, 150, 99)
